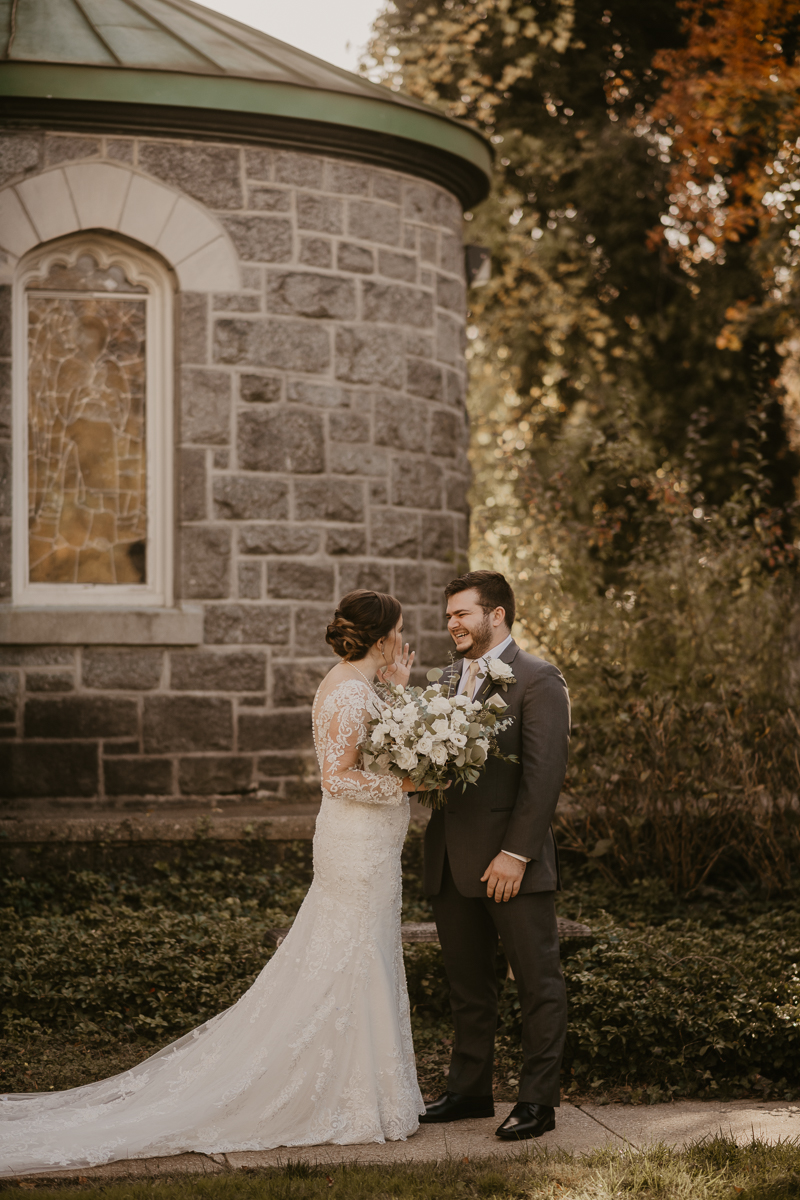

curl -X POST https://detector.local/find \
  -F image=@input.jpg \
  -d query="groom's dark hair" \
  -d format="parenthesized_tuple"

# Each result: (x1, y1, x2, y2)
(444, 571, 515, 629)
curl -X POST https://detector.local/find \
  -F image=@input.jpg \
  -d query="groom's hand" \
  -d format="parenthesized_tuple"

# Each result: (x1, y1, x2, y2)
(481, 851, 526, 903)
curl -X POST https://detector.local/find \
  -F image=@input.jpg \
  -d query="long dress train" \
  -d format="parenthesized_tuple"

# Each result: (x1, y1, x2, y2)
(0, 678, 424, 1177)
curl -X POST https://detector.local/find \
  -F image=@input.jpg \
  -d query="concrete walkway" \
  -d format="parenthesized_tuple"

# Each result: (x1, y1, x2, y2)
(29, 1101, 800, 1182)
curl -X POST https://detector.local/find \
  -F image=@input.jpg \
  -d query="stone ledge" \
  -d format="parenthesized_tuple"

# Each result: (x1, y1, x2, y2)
(0, 810, 319, 843)
(0, 798, 432, 843)
(266, 918, 594, 949)
(0, 606, 204, 645)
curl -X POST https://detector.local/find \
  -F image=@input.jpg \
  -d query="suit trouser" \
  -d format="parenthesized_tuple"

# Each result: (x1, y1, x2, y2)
(431, 855, 567, 1106)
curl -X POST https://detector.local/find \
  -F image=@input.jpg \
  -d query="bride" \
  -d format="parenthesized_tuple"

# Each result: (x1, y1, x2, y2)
(0, 590, 426, 1177)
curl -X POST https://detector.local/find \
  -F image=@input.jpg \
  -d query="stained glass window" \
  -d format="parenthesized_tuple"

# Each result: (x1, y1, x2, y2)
(26, 255, 149, 586)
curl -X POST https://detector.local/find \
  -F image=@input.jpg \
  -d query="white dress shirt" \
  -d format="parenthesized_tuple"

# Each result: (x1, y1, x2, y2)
(456, 633, 514, 696)
(457, 633, 530, 865)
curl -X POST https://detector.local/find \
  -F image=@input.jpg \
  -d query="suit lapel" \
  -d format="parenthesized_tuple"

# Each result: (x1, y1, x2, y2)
(473, 639, 520, 704)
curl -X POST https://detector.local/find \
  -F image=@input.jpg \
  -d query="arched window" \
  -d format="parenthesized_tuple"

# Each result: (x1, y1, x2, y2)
(13, 235, 173, 607)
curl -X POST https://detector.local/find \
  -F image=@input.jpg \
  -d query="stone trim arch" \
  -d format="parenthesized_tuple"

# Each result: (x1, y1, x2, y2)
(0, 161, 240, 291)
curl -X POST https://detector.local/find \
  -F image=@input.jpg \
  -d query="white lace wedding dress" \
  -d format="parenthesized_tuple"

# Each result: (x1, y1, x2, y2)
(0, 678, 424, 1177)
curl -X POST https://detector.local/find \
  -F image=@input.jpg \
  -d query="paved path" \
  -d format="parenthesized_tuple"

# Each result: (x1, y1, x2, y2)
(29, 1101, 800, 1182)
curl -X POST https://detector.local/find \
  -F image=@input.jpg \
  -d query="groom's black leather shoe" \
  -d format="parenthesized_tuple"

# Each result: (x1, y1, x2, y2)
(495, 1102, 555, 1140)
(419, 1091, 495, 1123)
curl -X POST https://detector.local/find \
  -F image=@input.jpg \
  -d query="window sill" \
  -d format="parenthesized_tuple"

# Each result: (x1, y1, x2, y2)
(0, 606, 203, 645)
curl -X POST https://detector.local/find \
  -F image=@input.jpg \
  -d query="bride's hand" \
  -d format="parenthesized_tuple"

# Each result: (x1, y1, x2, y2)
(378, 642, 415, 689)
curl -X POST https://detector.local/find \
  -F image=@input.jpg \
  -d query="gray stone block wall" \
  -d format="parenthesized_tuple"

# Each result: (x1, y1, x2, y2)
(0, 282, 11, 608)
(0, 132, 470, 805)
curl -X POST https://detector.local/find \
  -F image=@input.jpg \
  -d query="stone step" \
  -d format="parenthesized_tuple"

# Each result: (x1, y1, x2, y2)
(265, 917, 593, 949)
(0, 809, 321, 843)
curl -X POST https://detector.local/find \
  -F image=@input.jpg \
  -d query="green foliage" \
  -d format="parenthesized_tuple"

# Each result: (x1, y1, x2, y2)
(367, 0, 800, 899)
(0, 842, 314, 920)
(482, 415, 800, 891)
(406, 911, 800, 1099)
(0, 846, 314, 1042)
(560, 911, 800, 1098)
(0, 844, 429, 1044)
(4, 854, 799, 1100)
(477, 387, 799, 668)
(368, 0, 800, 517)
(0, 903, 270, 1040)
(467, 231, 799, 898)
(559, 688, 800, 893)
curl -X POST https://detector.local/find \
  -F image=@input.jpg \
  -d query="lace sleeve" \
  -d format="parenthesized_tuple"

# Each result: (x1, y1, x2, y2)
(319, 681, 404, 806)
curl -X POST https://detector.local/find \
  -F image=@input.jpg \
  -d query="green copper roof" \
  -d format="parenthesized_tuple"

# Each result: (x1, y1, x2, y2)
(0, 0, 491, 203)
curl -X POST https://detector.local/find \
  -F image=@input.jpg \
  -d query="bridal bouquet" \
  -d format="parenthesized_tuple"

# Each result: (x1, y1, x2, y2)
(360, 666, 516, 809)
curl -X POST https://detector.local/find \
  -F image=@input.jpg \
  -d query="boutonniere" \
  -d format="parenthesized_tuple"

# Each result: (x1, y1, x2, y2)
(485, 658, 515, 691)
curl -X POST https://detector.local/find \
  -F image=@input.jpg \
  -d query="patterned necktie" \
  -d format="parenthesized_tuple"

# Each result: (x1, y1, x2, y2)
(465, 659, 482, 699)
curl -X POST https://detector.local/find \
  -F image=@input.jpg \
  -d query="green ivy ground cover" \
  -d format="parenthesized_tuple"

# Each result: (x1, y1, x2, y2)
(1, 843, 799, 1102)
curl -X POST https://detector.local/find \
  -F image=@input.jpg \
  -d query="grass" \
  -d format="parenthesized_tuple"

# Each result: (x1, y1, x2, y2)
(1, 1138, 800, 1198)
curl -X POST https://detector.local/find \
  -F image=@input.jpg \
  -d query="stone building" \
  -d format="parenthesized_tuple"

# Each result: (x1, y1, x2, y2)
(0, 0, 490, 807)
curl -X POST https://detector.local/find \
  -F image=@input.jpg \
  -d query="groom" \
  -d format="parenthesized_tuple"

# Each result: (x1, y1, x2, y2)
(419, 570, 570, 1140)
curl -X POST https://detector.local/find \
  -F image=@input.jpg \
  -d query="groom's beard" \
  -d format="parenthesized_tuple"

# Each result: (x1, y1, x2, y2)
(458, 615, 494, 660)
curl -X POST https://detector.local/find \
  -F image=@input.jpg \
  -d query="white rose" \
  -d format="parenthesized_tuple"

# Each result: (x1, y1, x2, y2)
(400, 703, 419, 724)
(431, 717, 450, 737)
(448, 732, 467, 749)
(417, 732, 434, 755)
(487, 657, 514, 680)
(429, 696, 453, 716)
(430, 743, 448, 765)
(371, 722, 390, 742)
(396, 746, 418, 770)
(451, 694, 470, 708)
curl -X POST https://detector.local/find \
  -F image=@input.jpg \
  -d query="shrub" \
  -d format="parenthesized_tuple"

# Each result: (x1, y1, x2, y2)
(415, 911, 800, 1099)
(472, 398, 800, 892)
(557, 689, 800, 893)
(0, 846, 311, 1041)
(4, 890, 798, 1098)
(558, 911, 800, 1096)
(0, 843, 314, 919)
(0, 903, 271, 1040)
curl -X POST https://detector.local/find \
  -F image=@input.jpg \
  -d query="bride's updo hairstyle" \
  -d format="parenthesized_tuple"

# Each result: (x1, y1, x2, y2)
(326, 590, 402, 662)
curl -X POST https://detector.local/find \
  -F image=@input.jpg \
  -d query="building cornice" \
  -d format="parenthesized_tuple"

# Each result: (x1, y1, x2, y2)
(0, 64, 492, 209)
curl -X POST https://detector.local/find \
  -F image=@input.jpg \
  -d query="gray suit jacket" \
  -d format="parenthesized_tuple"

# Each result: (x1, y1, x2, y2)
(423, 639, 570, 898)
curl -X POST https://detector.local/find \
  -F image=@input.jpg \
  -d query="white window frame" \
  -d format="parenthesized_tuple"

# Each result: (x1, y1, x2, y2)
(12, 234, 174, 608)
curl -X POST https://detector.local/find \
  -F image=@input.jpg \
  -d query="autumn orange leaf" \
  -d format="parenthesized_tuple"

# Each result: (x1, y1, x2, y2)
(648, 0, 800, 274)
